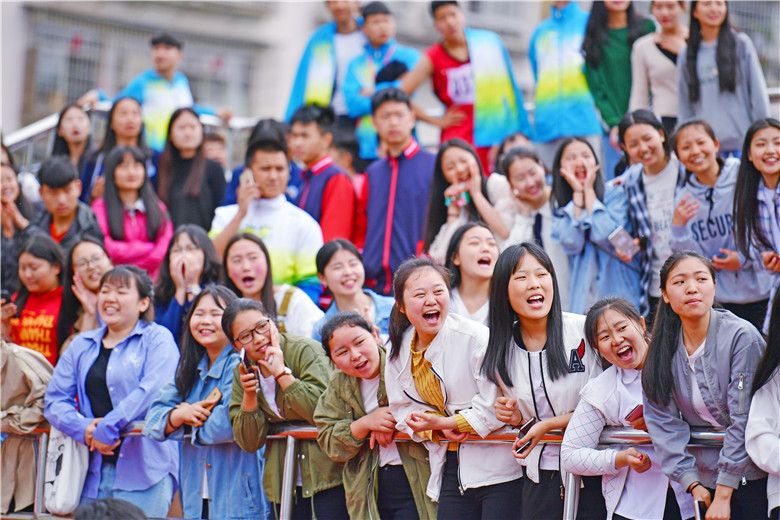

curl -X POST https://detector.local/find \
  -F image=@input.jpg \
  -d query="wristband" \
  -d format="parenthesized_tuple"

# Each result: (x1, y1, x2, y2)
(274, 366, 293, 381)
(688, 481, 703, 494)
(166, 411, 177, 431)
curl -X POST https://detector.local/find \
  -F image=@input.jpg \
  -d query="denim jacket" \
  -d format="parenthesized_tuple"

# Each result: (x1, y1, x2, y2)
(551, 181, 641, 314)
(643, 309, 767, 491)
(144, 346, 268, 519)
(44, 321, 179, 499)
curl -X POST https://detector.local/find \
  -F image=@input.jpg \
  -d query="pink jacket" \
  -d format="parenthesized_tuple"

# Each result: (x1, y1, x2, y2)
(91, 198, 173, 279)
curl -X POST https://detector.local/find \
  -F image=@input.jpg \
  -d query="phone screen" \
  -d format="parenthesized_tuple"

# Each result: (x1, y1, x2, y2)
(608, 227, 641, 258)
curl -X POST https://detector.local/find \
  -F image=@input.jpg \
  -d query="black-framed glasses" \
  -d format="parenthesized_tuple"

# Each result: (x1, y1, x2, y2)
(235, 319, 271, 345)
(74, 253, 108, 271)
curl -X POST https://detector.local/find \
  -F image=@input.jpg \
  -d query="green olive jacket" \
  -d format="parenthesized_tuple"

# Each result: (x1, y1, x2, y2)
(228, 333, 342, 504)
(314, 347, 437, 520)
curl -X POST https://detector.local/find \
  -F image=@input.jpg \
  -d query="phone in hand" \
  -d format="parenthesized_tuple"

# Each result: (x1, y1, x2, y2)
(240, 348, 257, 380)
(239, 168, 255, 185)
(693, 499, 706, 520)
(515, 417, 537, 454)
(608, 227, 641, 259)
(625, 404, 644, 423)
(0, 289, 10, 303)
(202, 387, 222, 412)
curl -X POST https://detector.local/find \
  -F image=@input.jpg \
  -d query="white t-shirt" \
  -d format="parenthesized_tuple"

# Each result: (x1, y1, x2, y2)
(450, 287, 489, 326)
(687, 341, 722, 428)
(259, 372, 304, 486)
(528, 350, 559, 470)
(331, 30, 366, 115)
(360, 375, 402, 467)
(642, 157, 678, 298)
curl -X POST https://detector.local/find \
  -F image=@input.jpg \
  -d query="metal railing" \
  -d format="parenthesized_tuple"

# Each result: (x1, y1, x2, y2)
(6, 88, 780, 177)
(14, 421, 725, 520)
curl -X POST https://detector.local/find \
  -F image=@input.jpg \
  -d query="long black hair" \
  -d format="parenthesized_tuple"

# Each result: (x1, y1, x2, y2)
(444, 221, 494, 289)
(221, 297, 273, 344)
(320, 311, 375, 359)
(481, 242, 567, 385)
(98, 265, 155, 323)
(685, 1, 737, 104)
(550, 137, 604, 211)
(51, 104, 93, 173)
(752, 292, 780, 397)
(174, 285, 237, 397)
(102, 146, 167, 241)
(94, 97, 148, 156)
(57, 236, 111, 347)
(157, 107, 207, 204)
(15, 234, 65, 313)
(154, 224, 221, 307)
(582, 1, 647, 68)
(642, 250, 716, 405)
(1, 161, 35, 221)
(584, 297, 647, 370)
(388, 257, 451, 360)
(617, 109, 671, 167)
(222, 233, 276, 317)
(423, 139, 489, 251)
(733, 118, 780, 259)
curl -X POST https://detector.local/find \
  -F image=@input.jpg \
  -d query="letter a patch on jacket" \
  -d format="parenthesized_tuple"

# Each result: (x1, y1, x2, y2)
(568, 340, 586, 373)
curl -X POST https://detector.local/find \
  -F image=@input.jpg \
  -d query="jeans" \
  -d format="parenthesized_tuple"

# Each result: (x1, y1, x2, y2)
(79, 463, 174, 518)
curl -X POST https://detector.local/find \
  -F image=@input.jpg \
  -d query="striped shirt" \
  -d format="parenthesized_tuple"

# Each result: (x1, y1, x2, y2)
(410, 334, 475, 450)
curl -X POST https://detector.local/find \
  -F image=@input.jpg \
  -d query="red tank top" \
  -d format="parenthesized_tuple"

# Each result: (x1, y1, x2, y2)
(425, 43, 475, 145)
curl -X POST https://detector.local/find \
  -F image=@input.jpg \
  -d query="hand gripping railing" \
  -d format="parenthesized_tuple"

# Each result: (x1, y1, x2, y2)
(19, 422, 723, 520)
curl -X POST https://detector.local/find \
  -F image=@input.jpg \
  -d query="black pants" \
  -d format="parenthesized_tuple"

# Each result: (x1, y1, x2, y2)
(720, 299, 769, 332)
(378, 464, 420, 520)
(771, 506, 779, 520)
(703, 478, 769, 520)
(273, 485, 349, 520)
(521, 469, 606, 520)
(613, 485, 687, 520)
(438, 451, 523, 520)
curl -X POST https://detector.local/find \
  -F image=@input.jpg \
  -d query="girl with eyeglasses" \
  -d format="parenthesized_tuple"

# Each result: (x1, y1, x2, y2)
(57, 236, 114, 349)
(224, 297, 348, 520)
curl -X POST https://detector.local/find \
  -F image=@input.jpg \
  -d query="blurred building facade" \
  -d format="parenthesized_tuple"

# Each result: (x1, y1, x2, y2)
(2, 1, 779, 135)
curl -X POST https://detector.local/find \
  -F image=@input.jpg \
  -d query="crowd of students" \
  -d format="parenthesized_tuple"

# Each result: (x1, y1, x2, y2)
(1, 0, 779, 519)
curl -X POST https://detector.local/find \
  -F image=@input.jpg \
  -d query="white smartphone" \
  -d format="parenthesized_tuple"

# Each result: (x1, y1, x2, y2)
(608, 227, 640, 259)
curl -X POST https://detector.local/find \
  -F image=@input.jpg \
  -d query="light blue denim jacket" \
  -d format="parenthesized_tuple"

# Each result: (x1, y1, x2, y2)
(551, 181, 641, 314)
(311, 289, 395, 343)
(44, 321, 179, 499)
(144, 346, 268, 520)
(643, 309, 767, 491)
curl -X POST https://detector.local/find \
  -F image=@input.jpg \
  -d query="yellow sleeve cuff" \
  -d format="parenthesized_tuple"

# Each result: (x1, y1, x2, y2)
(454, 414, 477, 434)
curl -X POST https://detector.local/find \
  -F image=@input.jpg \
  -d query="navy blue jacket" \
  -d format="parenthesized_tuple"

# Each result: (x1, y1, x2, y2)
(361, 141, 435, 295)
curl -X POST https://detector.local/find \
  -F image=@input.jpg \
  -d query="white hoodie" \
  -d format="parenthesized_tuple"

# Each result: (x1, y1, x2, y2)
(745, 368, 780, 515)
